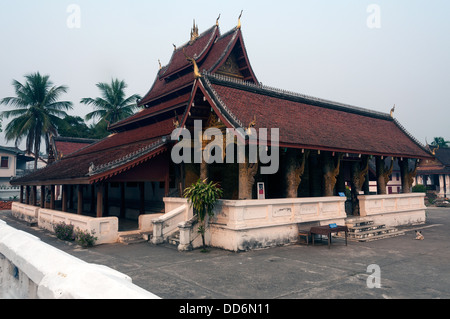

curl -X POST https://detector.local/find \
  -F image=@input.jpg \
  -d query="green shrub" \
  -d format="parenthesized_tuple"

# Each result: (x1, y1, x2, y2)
(412, 184, 427, 193)
(54, 222, 75, 241)
(53, 222, 97, 247)
(75, 228, 97, 248)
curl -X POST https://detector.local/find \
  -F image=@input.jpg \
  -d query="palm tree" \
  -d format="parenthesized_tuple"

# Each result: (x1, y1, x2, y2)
(1, 72, 73, 169)
(81, 78, 141, 126)
(431, 137, 449, 149)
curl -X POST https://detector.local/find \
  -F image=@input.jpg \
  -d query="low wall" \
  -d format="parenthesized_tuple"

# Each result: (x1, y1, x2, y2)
(358, 193, 427, 226)
(11, 203, 119, 245)
(0, 220, 159, 299)
(11, 202, 39, 225)
(38, 209, 119, 245)
(0, 187, 20, 201)
(207, 197, 347, 252)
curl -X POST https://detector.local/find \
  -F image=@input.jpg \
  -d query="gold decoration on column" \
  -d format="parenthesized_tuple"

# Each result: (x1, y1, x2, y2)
(286, 149, 310, 198)
(323, 152, 344, 196)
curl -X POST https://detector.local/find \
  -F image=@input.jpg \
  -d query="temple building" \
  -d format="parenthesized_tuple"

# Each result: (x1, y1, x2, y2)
(10, 17, 434, 250)
(414, 147, 450, 198)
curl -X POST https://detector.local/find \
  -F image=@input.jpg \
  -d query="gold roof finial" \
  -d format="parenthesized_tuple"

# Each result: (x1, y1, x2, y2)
(158, 59, 162, 70)
(237, 10, 243, 29)
(390, 104, 395, 118)
(216, 14, 221, 27)
(183, 48, 201, 79)
(190, 19, 199, 43)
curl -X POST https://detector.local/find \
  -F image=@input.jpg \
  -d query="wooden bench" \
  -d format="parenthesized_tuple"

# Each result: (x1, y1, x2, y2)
(298, 228, 312, 245)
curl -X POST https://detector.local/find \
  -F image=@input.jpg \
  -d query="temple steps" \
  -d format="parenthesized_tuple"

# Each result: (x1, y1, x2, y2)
(118, 230, 152, 245)
(339, 218, 405, 242)
(167, 230, 180, 246)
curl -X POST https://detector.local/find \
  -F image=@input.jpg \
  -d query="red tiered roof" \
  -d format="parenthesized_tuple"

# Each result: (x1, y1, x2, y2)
(193, 73, 432, 160)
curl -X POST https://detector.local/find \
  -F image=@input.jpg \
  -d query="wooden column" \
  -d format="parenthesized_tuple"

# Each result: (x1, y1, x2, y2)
(25, 186, 30, 205)
(103, 183, 109, 217)
(350, 156, 369, 216)
(77, 185, 84, 215)
(375, 156, 394, 195)
(90, 184, 96, 213)
(68, 185, 74, 210)
(50, 185, 55, 210)
(96, 183, 103, 218)
(165, 174, 170, 197)
(61, 185, 68, 212)
(399, 158, 419, 194)
(323, 152, 343, 197)
(40, 186, 45, 208)
(309, 151, 322, 197)
(239, 154, 258, 200)
(120, 182, 126, 219)
(19, 185, 24, 204)
(32, 185, 37, 206)
(285, 149, 309, 198)
(139, 182, 145, 215)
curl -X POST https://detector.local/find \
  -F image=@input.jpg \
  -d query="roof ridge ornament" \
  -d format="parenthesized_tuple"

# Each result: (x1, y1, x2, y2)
(216, 14, 221, 27)
(183, 48, 202, 79)
(390, 104, 395, 118)
(237, 10, 243, 29)
(190, 19, 199, 43)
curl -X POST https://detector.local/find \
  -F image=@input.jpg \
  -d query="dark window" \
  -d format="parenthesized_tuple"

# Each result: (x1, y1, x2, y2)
(0, 156, 9, 168)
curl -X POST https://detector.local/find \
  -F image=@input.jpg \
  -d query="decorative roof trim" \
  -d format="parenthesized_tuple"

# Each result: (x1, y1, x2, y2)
(159, 25, 219, 80)
(203, 71, 392, 120)
(88, 138, 168, 178)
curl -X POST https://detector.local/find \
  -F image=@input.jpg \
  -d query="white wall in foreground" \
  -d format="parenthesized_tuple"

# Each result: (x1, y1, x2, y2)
(0, 220, 159, 299)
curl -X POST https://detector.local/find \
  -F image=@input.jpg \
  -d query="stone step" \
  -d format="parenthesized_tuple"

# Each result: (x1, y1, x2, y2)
(348, 224, 387, 233)
(347, 227, 400, 238)
(167, 231, 180, 246)
(348, 230, 405, 242)
(118, 230, 152, 245)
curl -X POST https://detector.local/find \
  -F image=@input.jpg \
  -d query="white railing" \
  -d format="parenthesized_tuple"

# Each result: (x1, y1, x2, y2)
(151, 198, 193, 244)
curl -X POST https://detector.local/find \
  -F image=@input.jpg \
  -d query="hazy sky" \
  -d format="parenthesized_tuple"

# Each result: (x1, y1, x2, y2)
(1, 0, 449, 149)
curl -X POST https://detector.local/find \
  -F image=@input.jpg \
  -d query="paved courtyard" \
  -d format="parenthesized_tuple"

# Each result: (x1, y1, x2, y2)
(1, 208, 449, 299)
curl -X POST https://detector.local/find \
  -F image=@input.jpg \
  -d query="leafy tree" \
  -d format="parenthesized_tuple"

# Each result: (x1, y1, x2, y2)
(81, 78, 141, 126)
(184, 179, 223, 252)
(0, 72, 73, 169)
(88, 119, 110, 139)
(431, 137, 449, 149)
(57, 115, 91, 138)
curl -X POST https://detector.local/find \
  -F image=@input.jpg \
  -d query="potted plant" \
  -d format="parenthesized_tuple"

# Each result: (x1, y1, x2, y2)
(183, 179, 223, 252)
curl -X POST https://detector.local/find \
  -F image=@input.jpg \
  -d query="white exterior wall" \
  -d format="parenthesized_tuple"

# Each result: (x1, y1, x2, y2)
(359, 193, 426, 226)
(0, 220, 159, 299)
(208, 197, 347, 251)
(11, 203, 119, 245)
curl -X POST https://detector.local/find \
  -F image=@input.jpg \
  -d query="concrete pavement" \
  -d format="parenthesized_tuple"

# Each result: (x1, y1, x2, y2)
(1, 208, 449, 299)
